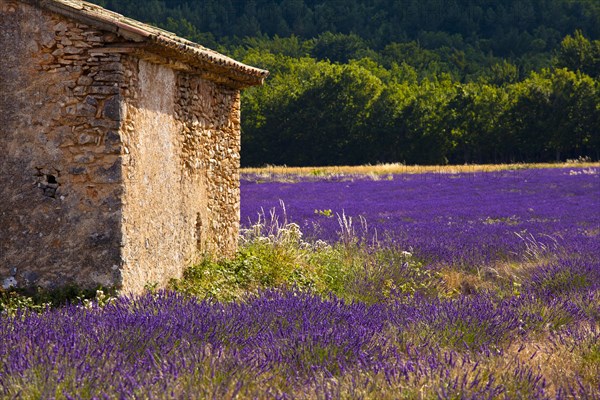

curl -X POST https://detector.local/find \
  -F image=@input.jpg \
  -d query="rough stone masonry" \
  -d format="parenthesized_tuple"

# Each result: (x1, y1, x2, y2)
(0, 0, 267, 293)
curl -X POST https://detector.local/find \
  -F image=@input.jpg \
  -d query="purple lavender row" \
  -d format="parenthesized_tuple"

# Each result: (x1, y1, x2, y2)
(241, 168, 600, 265)
(1, 288, 597, 398)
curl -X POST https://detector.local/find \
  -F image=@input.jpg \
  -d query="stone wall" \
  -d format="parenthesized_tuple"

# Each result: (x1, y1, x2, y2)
(1, 0, 243, 293)
(174, 74, 241, 257)
(0, 0, 127, 289)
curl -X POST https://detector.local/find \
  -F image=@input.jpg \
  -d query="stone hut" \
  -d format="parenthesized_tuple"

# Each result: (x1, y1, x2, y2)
(0, 0, 268, 293)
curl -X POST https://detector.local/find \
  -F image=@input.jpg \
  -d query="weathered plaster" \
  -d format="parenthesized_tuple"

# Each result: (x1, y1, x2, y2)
(120, 60, 189, 291)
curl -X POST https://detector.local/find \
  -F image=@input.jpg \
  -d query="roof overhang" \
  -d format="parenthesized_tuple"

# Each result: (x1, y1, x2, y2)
(26, 0, 268, 88)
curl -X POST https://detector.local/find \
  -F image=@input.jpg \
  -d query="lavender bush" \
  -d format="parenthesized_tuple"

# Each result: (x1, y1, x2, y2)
(1, 167, 598, 398)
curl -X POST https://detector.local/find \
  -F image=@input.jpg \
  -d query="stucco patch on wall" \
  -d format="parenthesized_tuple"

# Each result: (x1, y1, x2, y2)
(120, 59, 189, 292)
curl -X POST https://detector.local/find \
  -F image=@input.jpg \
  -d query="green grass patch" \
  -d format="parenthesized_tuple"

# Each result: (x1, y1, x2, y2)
(170, 220, 443, 304)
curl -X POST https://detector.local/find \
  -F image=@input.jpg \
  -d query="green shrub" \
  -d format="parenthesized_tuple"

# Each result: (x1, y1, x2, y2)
(170, 217, 440, 303)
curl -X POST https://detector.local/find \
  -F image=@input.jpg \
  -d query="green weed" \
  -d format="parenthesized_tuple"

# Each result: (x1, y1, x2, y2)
(171, 214, 441, 304)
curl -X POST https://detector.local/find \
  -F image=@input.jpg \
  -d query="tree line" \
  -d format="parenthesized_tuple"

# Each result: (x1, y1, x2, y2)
(90, 0, 600, 165)
(238, 31, 599, 165)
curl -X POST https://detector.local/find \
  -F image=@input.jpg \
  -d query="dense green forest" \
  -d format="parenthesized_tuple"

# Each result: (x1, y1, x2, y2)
(92, 0, 600, 165)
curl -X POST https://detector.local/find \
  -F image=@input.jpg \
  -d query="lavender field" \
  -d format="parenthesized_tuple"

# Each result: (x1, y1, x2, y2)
(1, 166, 599, 399)
(241, 167, 599, 267)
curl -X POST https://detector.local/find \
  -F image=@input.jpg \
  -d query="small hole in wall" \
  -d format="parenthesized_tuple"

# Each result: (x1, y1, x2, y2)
(46, 174, 57, 184)
(35, 169, 61, 198)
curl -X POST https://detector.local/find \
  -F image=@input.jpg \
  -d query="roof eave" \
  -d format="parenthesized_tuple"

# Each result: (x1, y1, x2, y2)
(33, 0, 268, 88)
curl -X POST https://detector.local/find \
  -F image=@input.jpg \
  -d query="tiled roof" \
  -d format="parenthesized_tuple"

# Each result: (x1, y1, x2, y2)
(32, 0, 268, 87)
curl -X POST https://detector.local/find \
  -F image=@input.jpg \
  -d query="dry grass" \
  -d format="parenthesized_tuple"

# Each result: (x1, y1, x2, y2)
(504, 323, 600, 397)
(438, 268, 496, 296)
(241, 162, 600, 176)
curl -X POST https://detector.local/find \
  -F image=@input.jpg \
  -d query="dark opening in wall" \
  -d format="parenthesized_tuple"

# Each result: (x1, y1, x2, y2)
(46, 174, 57, 184)
(35, 169, 60, 198)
